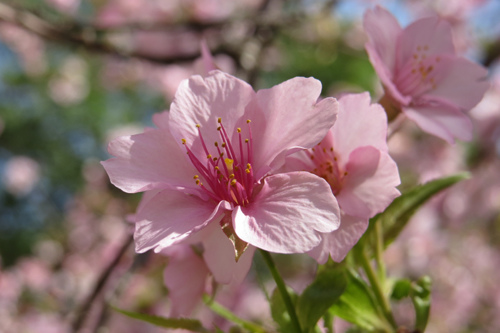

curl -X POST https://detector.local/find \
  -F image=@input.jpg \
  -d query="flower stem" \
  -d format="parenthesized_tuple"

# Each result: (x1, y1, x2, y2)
(323, 310, 334, 333)
(374, 219, 386, 282)
(357, 247, 397, 330)
(378, 94, 401, 123)
(203, 295, 267, 333)
(259, 249, 302, 333)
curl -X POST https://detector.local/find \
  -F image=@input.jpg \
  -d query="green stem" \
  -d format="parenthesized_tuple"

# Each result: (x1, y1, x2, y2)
(374, 219, 386, 282)
(203, 295, 267, 333)
(323, 311, 334, 333)
(357, 247, 397, 330)
(259, 249, 302, 333)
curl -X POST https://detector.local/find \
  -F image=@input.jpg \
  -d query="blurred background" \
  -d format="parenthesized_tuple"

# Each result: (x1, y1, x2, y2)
(0, 0, 499, 332)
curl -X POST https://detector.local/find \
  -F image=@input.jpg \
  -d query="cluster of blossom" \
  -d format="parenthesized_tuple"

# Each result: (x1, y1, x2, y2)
(102, 5, 488, 318)
(1, 1, 497, 331)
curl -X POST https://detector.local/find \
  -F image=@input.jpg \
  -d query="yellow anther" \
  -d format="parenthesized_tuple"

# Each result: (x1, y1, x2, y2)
(207, 154, 212, 159)
(213, 157, 218, 161)
(220, 152, 224, 157)
(217, 126, 221, 131)
(181, 138, 186, 144)
(218, 117, 222, 123)
(246, 119, 251, 123)
(214, 142, 218, 147)
(247, 163, 251, 169)
(215, 166, 220, 170)
(237, 128, 241, 133)
(221, 143, 226, 148)
(196, 124, 201, 128)
(334, 157, 337, 161)
(230, 179, 237, 186)
(245, 139, 249, 143)
(225, 158, 234, 171)
(330, 147, 334, 152)
(245, 169, 251, 174)
(344, 172, 348, 176)
(193, 175, 199, 179)
(310, 155, 315, 160)
(229, 174, 235, 179)
(323, 148, 327, 153)
(196, 179, 201, 185)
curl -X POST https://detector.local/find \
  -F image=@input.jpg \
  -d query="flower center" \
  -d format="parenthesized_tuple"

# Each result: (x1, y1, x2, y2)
(182, 118, 255, 207)
(308, 142, 346, 195)
(395, 44, 442, 99)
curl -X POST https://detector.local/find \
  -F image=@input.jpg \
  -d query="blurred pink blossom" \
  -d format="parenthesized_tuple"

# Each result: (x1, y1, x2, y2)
(45, 0, 80, 14)
(2, 156, 40, 197)
(0, 23, 46, 76)
(284, 93, 400, 263)
(364, 6, 488, 143)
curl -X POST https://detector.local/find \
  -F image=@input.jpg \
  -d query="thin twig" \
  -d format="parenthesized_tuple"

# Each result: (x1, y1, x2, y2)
(71, 234, 133, 332)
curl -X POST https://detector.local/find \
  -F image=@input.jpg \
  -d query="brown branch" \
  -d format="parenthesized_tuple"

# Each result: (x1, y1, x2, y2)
(71, 234, 133, 332)
(0, 2, 238, 64)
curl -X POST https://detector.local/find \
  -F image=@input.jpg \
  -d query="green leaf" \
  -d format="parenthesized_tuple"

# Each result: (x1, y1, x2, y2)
(111, 306, 209, 332)
(270, 286, 298, 333)
(366, 173, 469, 248)
(296, 268, 347, 331)
(330, 270, 389, 331)
(411, 276, 432, 332)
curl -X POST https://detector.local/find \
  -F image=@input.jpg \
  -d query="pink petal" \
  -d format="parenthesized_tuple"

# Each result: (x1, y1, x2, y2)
(337, 146, 400, 218)
(200, 40, 218, 76)
(365, 44, 411, 106)
(425, 57, 489, 111)
(332, 93, 389, 163)
(403, 101, 473, 143)
(152, 110, 170, 130)
(168, 71, 256, 159)
(101, 128, 197, 193)
(308, 214, 369, 263)
(363, 6, 402, 76)
(163, 245, 210, 317)
(134, 189, 231, 253)
(233, 172, 340, 253)
(396, 16, 455, 71)
(280, 151, 315, 173)
(252, 77, 338, 177)
(200, 222, 255, 285)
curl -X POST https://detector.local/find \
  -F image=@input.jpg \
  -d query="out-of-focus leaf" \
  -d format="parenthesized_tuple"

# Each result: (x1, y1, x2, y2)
(270, 286, 298, 333)
(296, 267, 347, 331)
(111, 306, 209, 332)
(391, 279, 412, 301)
(411, 276, 432, 332)
(330, 270, 390, 331)
(363, 173, 469, 249)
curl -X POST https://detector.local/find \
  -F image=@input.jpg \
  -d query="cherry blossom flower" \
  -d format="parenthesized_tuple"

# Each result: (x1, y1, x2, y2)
(102, 71, 341, 266)
(284, 93, 400, 263)
(363, 6, 489, 143)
